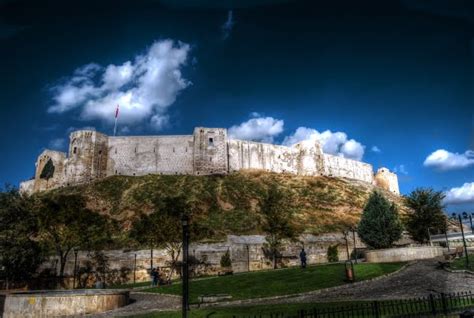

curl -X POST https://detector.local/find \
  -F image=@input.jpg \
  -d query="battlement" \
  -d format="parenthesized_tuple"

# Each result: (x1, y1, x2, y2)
(20, 127, 399, 195)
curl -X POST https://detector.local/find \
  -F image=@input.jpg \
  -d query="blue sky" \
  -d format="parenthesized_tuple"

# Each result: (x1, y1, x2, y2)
(0, 0, 472, 212)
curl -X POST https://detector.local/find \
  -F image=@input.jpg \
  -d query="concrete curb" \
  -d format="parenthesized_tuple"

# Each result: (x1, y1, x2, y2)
(444, 268, 474, 275)
(198, 261, 413, 308)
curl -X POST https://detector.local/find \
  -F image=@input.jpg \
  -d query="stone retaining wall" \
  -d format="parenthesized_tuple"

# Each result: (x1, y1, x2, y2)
(2, 290, 129, 318)
(365, 246, 443, 263)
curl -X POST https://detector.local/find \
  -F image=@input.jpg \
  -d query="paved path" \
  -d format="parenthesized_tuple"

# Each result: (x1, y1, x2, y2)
(214, 259, 474, 307)
(90, 259, 474, 316)
(87, 292, 180, 317)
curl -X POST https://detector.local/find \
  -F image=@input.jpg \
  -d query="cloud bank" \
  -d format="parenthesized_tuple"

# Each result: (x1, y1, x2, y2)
(48, 39, 191, 130)
(283, 127, 365, 160)
(444, 182, 474, 205)
(228, 114, 284, 143)
(424, 149, 474, 170)
(228, 115, 366, 161)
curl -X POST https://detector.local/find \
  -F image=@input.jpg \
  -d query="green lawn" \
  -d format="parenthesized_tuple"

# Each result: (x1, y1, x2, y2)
(451, 256, 474, 271)
(127, 296, 474, 318)
(144, 262, 404, 303)
(127, 302, 364, 318)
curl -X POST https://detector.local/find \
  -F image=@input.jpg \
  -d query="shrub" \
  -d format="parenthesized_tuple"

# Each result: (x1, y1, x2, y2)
(327, 245, 339, 262)
(220, 250, 232, 268)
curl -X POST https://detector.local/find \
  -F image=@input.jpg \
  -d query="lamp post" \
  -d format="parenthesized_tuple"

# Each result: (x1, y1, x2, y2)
(463, 212, 473, 232)
(343, 230, 350, 261)
(73, 248, 79, 289)
(246, 245, 250, 272)
(133, 253, 137, 286)
(181, 214, 190, 318)
(351, 226, 357, 264)
(452, 213, 469, 268)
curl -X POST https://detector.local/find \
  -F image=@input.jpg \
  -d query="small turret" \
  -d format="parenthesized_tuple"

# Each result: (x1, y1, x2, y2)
(374, 167, 399, 195)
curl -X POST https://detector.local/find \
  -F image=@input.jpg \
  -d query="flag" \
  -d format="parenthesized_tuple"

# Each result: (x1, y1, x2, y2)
(113, 104, 119, 136)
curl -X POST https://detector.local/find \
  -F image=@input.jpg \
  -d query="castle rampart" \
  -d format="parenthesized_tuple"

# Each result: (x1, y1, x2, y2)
(20, 127, 400, 195)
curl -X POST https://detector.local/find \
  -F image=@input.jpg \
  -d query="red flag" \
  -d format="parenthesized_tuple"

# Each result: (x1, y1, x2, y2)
(115, 104, 120, 118)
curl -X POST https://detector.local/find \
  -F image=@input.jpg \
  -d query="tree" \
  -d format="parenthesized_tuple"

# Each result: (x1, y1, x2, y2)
(0, 186, 43, 288)
(357, 191, 403, 249)
(35, 194, 114, 285)
(405, 188, 447, 243)
(130, 195, 191, 280)
(260, 183, 300, 269)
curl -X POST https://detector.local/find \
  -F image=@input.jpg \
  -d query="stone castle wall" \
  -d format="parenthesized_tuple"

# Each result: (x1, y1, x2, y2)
(20, 127, 400, 194)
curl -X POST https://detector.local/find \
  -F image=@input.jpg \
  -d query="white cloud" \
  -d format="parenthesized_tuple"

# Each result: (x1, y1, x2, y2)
(393, 164, 408, 175)
(444, 182, 474, 205)
(283, 127, 365, 161)
(371, 146, 381, 153)
(228, 115, 284, 143)
(48, 138, 66, 150)
(424, 149, 474, 170)
(48, 40, 191, 131)
(222, 10, 235, 39)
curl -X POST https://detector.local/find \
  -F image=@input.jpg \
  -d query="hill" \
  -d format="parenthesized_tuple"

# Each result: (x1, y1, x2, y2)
(41, 171, 409, 239)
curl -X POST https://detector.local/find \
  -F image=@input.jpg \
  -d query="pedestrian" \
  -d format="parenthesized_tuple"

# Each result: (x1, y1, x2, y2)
(300, 248, 307, 269)
(151, 268, 158, 287)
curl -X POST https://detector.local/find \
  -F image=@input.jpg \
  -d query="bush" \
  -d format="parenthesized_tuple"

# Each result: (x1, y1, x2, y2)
(327, 245, 339, 262)
(220, 250, 232, 268)
(358, 191, 403, 249)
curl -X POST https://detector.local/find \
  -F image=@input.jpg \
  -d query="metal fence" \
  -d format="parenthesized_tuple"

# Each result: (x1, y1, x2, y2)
(232, 291, 474, 318)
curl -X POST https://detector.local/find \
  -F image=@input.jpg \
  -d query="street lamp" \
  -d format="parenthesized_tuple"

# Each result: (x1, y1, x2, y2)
(343, 230, 350, 260)
(73, 248, 79, 289)
(462, 212, 473, 232)
(133, 253, 137, 286)
(451, 213, 470, 268)
(351, 226, 358, 264)
(181, 213, 190, 318)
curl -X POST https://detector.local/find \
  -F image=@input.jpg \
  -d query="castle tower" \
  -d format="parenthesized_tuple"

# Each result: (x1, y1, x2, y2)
(294, 139, 324, 176)
(374, 167, 399, 195)
(64, 130, 109, 185)
(32, 150, 66, 192)
(193, 127, 228, 175)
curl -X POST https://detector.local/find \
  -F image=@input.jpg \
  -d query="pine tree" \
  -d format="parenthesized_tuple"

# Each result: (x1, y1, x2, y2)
(357, 191, 403, 249)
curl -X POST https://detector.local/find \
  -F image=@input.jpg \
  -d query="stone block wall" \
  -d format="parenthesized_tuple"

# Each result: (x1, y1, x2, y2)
(20, 127, 400, 195)
(323, 154, 374, 184)
(107, 135, 194, 176)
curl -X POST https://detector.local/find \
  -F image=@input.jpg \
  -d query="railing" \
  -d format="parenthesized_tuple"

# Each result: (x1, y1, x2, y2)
(232, 291, 474, 318)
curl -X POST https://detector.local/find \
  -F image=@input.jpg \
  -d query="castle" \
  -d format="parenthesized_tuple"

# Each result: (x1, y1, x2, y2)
(20, 127, 399, 195)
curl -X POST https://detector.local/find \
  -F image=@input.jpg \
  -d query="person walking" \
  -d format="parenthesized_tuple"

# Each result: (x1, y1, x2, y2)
(150, 268, 158, 287)
(299, 248, 307, 269)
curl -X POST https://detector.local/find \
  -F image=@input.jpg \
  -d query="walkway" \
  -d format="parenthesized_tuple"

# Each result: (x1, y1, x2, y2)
(91, 259, 474, 316)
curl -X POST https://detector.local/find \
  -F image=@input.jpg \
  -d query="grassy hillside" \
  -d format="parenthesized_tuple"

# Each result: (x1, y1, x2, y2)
(43, 171, 409, 238)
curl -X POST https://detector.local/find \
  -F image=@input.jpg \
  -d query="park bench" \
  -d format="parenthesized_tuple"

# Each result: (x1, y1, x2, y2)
(444, 246, 464, 261)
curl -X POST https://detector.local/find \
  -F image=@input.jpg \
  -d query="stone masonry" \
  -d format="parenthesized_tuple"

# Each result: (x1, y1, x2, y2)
(20, 127, 399, 194)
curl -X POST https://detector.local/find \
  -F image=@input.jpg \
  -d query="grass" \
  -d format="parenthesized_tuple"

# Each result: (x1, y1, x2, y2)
(451, 256, 474, 271)
(127, 295, 474, 318)
(143, 262, 404, 303)
(126, 302, 366, 318)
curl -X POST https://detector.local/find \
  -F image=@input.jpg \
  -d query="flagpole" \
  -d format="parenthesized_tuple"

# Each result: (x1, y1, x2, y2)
(113, 104, 119, 136)
(113, 117, 118, 136)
